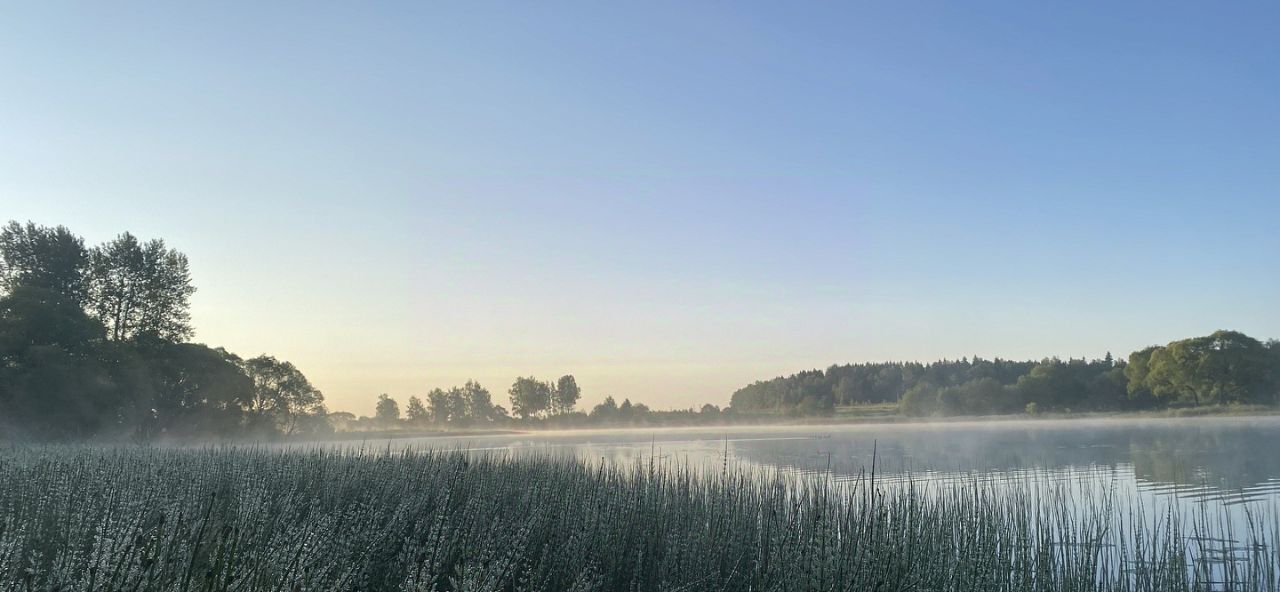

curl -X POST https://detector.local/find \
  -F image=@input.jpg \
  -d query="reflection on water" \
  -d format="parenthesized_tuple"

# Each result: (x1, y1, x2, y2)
(350, 416, 1280, 502)
(325, 417, 1280, 585)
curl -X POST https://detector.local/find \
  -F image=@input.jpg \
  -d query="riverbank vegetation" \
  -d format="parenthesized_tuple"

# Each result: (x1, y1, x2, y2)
(5, 219, 1278, 441)
(732, 331, 1280, 418)
(1, 446, 1274, 591)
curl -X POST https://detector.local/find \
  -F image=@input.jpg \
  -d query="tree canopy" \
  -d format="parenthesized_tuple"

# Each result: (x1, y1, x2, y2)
(0, 221, 328, 441)
(509, 376, 553, 419)
(732, 332, 1278, 417)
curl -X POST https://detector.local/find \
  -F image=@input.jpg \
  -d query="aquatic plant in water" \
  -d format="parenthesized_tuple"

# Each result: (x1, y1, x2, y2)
(0, 446, 1275, 591)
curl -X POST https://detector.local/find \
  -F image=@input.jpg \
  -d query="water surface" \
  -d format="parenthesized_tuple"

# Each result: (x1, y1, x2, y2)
(327, 417, 1280, 581)
(343, 416, 1280, 503)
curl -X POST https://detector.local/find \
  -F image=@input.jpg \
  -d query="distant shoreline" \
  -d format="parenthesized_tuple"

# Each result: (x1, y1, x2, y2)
(302, 404, 1280, 443)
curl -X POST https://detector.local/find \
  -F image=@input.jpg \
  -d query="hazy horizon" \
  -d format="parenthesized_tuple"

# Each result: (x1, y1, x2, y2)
(4, 2, 1277, 415)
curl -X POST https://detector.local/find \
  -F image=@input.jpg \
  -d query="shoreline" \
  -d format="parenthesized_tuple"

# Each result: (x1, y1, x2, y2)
(304, 404, 1280, 443)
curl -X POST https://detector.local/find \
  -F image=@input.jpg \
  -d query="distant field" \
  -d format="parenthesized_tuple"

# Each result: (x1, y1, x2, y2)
(1, 446, 1276, 591)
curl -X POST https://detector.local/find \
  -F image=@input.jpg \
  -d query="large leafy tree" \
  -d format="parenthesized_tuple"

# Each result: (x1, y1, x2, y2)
(0, 286, 111, 439)
(405, 395, 429, 425)
(1124, 347, 1157, 390)
(243, 355, 327, 435)
(0, 220, 337, 440)
(509, 376, 551, 419)
(0, 286, 103, 355)
(1137, 331, 1275, 406)
(0, 221, 90, 305)
(426, 388, 451, 423)
(87, 233, 196, 342)
(590, 396, 619, 420)
(552, 375, 581, 415)
(375, 393, 400, 425)
(138, 343, 254, 438)
(425, 381, 498, 424)
(462, 380, 496, 421)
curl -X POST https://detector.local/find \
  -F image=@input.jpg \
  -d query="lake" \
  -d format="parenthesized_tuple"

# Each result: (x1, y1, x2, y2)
(348, 417, 1280, 501)
(330, 416, 1280, 581)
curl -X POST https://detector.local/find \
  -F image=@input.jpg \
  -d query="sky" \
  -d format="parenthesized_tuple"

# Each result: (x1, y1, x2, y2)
(2, 2, 1278, 415)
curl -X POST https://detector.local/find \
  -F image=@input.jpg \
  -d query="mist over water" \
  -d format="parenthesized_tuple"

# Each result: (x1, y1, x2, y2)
(349, 417, 1280, 582)
(356, 417, 1280, 495)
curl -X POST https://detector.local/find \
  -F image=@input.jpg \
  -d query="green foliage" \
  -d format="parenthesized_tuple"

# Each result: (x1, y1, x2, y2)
(0, 287, 113, 438)
(0, 221, 89, 305)
(87, 232, 196, 342)
(509, 376, 553, 419)
(1140, 331, 1274, 406)
(139, 342, 256, 438)
(375, 393, 400, 424)
(738, 333, 1280, 417)
(426, 387, 452, 423)
(462, 379, 496, 421)
(418, 381, 498, 426)
(585, 396, 655, 425)
(0, 220, 326, 440)
(731, 369, 835, 417)
(0, 285, 103, 354)
(590, 395, 620, 420)
(1270, 340, 1280, 403)
(899, 383, 939, 416)
(937, 378, 1011, 416)
(553, 374, 582, 414)
(405, 395, 428, 425)
(243, 355, 327, 435)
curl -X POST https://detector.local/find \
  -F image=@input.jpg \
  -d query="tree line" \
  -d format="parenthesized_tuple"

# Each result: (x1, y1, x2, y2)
(731, 331, 1280, 417)
(332, 376, 714, 431)
(0, 220, 691, 439)
(9, 220, 1276, 438)
(0, 221, 329, 440)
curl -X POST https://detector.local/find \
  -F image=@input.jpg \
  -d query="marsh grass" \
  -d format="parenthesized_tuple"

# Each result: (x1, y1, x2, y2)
(0, 446, 1275, 591)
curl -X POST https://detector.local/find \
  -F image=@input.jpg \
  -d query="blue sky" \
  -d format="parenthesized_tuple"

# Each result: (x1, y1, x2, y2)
(2, 2, 1277, 413)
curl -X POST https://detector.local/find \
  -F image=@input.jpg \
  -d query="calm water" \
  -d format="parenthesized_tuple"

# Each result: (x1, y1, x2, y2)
(332, 417, 1280, 581)
(383, 416, 1280, 515)
(345, 416, 1280, 503)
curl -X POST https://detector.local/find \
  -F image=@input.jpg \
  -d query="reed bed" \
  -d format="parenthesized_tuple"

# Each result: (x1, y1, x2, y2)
(0, 446, 1275, 591)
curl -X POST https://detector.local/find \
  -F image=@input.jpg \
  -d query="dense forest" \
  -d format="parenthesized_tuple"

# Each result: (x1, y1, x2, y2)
(732, 332, 1280, 417)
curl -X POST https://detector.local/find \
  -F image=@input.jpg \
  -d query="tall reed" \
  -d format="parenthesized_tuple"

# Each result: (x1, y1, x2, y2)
(0, 445, 1274, 591)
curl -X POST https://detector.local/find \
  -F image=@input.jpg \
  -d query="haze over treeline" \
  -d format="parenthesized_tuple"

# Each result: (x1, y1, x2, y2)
(0, 221, 331, 439)
(0, 221, 679, 440)
(3, 220, 1278, 441)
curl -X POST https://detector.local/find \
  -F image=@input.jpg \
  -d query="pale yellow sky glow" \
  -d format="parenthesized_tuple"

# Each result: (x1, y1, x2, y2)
(3, 2, 1277, 416)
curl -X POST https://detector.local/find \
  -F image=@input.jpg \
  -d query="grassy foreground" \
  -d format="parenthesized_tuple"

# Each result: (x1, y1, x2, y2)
(0, 447, 1276, 591)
